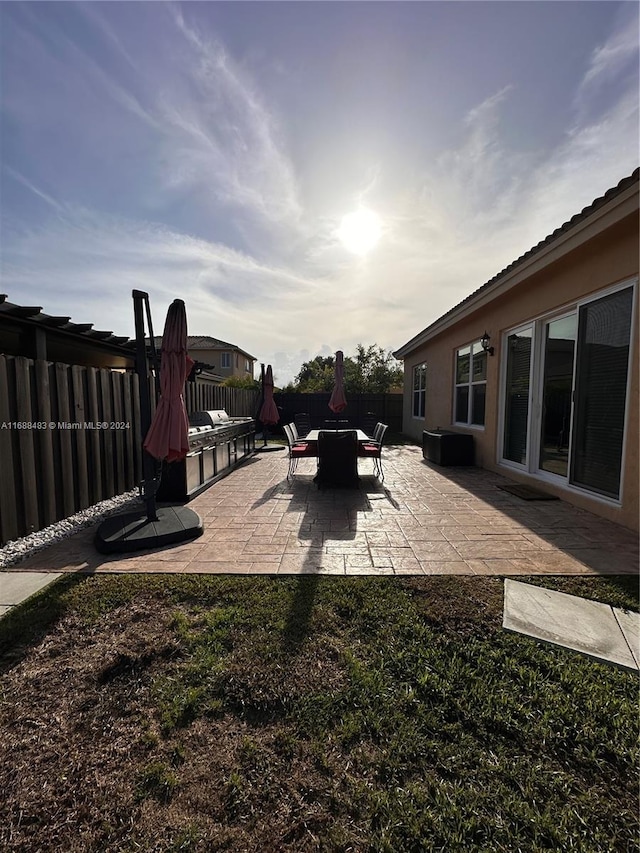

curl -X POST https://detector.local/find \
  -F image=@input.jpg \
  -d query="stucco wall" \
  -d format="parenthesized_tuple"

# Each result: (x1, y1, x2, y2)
(188, 347, 255, 379)
(401, 211, 639, 530)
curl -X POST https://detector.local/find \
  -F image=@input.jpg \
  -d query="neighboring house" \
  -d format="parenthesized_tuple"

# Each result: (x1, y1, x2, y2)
(152, 335, 257, 383)
(394, 170, 639, 532)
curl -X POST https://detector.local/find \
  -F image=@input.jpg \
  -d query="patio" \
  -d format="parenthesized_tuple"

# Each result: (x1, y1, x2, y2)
(8, 445, 639, 577)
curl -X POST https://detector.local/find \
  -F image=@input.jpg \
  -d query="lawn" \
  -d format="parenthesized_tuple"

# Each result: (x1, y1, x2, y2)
(0, 573, 637, 852)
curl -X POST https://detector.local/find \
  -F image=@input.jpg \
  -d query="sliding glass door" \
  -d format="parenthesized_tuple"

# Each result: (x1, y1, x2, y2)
(500, 283, 634, 501)
(570, 287, 633, 498)
(503, 327, 532, 466)
(538, 315, 576, 478)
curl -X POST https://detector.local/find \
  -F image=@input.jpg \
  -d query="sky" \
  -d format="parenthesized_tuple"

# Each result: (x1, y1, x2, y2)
(1, 1, 638, 386)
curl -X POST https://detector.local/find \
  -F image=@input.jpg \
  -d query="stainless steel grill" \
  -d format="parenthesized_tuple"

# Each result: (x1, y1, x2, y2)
(188, 410, 254, 445)
(156, 409, 255, 501)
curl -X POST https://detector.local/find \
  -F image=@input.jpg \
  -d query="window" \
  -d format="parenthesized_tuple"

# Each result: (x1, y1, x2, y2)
(412, 364, 426, 418)
(221, 352, 231, 368)
(245, 359, 251, 373)
(455, 342, 486, 426)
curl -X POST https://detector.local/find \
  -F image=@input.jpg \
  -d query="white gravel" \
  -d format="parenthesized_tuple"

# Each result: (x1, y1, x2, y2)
(0, 490, 143, 569)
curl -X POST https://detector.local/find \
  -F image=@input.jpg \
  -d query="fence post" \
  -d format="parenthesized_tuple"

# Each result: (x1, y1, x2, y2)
(15, 357, 40, 533)
(86, 367, 104, 504)
(0, 355, 19, 543)
(72, 365, 90, 511)
(35, 359, 57, 526)
(56, 362, 76, 518)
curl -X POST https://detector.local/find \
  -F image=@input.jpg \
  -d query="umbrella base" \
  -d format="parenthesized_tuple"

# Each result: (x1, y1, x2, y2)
(94, 506, 203, 554)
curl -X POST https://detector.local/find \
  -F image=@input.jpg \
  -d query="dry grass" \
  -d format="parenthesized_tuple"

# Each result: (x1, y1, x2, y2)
(0, 574, 637, 852)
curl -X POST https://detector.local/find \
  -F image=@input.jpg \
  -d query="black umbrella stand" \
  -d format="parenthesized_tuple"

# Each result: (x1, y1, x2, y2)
(94, 290, 203, 554)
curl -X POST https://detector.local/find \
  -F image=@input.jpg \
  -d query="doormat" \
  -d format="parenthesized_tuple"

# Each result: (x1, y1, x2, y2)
(498, 484, 559, 501)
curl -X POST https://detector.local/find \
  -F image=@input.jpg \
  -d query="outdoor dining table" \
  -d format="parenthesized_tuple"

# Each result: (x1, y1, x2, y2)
(304, 429, 370, 445)
(304, 429, 369, 488)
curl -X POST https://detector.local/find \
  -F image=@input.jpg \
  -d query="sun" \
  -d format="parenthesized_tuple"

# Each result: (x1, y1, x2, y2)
(337, 207, 382, 255)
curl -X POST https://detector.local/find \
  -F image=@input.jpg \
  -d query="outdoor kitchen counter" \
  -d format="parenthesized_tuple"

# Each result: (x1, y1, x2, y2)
(156, 410, 255, 502)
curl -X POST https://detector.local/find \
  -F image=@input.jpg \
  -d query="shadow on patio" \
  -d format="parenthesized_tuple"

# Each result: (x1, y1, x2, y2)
(5, 445, 638, 584)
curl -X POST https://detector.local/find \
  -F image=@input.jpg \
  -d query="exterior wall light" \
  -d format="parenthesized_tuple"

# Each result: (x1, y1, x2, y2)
(480, 331, 495, 356)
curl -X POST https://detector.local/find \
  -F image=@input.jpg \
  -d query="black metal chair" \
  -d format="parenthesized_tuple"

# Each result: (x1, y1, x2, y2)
(294, 413, 312, 437)
(361, 412, 378, 438)
(358, 423, 388, 481)
(283, 423, 316, 480)
(290, 421, 304, 443)
(314, 429, 359, 489)
(372, 422, 385, 443)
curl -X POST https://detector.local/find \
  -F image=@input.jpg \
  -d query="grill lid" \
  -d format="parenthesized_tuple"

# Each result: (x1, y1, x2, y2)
(189, 409, 231, 427)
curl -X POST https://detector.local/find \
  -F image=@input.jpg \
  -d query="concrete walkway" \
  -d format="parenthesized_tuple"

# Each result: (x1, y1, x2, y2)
(503, 579, 640, 671)
(0, 571, 62, 618)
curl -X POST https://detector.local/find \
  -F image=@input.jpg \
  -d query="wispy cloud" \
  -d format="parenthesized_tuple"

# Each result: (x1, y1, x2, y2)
(1, 4, 637, 383)
(158, 6, 303, 231)
(1, 205, 319, 339)
(577, 3, 639, 103)
(3, 167, 66, 214)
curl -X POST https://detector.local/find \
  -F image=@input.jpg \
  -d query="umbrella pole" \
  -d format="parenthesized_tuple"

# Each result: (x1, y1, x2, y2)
(259, 363, 267, 446)
(133, 290, 158, 522)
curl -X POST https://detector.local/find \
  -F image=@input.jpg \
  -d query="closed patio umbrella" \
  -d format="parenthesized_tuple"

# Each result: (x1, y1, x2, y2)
(257, 364, 284, 451)
(95, 293, 202, 553)
(144, 299, 194, 463)
(328, 350, 347, 413)
(259, 364, 279, 426)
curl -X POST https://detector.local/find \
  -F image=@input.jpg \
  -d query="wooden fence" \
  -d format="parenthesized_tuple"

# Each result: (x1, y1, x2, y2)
(0, 354, 404, 546)
(184, 380, 260, 418)
(273, 392, 404, 433)
(0, 355, 260, 546)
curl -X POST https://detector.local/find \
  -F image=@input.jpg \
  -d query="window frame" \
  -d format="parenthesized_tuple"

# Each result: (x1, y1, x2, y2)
(412, 363, 426, 419)
(221, 352, 231, 369)
(453, 341, 487, 428)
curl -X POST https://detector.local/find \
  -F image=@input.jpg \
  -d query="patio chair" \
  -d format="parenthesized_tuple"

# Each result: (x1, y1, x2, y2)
(289, 422, 310, 448)
(358, 423, 389, 481)
(294, 413, 312, 437)
(314, 429, 359, 489)
(361, 412, 378, 438)
(283, 423, 316, 480)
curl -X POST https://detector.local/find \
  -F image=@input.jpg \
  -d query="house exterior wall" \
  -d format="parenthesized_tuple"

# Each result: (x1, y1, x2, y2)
(401, 209, 639, 531)
(188, 347, 256, 380)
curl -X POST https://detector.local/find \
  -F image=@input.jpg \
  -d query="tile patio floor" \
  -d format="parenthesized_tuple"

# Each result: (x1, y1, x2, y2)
(6, 445, 639, 577)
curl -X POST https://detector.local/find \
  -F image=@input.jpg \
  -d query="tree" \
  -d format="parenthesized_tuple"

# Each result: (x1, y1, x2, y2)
(223, 376, 260, 390)
(293, 355, 336, 392)
(290, 345, 403, 393)
(349, 344, 404, 393)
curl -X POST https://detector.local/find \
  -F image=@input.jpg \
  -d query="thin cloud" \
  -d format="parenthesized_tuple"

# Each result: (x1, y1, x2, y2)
(74, 3, 141, 75)
(1, 206, 320, 336)
(3, 167, 66, 214)
(2, 5, 637, 384)
(580, 5, 639, 91)
(160, 6, 303, 230)
(15, 7, 159, 132)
